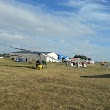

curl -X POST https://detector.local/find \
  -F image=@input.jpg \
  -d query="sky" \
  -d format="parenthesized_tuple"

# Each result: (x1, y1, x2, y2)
(0, 0, 110, 61)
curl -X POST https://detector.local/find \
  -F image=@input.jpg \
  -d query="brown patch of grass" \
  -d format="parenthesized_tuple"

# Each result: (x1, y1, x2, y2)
(0, 58, 110, 110)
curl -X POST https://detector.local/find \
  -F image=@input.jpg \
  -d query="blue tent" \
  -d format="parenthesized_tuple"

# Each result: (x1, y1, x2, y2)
(57, 54, 69, 61)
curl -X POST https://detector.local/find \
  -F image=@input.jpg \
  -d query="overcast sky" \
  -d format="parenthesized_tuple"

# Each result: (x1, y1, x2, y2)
(0, 0, 110, 61)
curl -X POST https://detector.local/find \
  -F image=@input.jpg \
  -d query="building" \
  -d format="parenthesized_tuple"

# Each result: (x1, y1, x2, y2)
(10, 51, 58, 62)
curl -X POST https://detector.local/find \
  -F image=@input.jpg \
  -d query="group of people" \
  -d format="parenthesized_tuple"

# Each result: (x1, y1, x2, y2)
(65, 61, 87, 68)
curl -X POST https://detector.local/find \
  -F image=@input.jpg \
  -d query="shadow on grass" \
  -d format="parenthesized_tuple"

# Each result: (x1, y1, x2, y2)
(0, 64, 35, 69)
(80, 74, 110, 78)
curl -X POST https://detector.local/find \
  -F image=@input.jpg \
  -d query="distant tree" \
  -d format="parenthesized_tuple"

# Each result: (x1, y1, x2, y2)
(88, 58, 91, 61)
(0, 53, 10, 58)
(74, 55, 89, 60)
(74, 55, 79, 58)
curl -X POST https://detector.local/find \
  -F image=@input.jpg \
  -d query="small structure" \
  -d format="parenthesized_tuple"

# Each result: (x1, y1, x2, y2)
(57, 54, 69, 62)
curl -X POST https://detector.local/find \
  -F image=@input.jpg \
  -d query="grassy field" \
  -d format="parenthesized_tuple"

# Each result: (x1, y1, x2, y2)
(0, 58, 110, 110)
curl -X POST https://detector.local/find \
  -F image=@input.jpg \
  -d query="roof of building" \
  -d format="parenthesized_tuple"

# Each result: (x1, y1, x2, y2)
(12, 51, 52, 55)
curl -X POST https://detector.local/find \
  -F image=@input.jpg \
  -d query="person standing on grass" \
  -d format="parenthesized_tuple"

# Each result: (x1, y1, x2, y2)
(36, 58, 42, 67)
(26, 58, 27, 62)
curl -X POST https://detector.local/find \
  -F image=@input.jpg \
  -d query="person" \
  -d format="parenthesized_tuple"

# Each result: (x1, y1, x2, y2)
(26, 58, 27, 62)
(82, 62, 87, 68)
(29, 58, 32, 63)
(70, 61, 73, 66)
(42, 60, 47, 68)
(36, 58, 43, 68)
(36, 60, 39, 67)
(82, 62, 84, 67)
(38, 59, 43, 69)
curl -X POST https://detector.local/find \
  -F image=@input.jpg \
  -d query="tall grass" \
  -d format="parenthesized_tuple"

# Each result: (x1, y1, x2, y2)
(0, 58, 110, 110)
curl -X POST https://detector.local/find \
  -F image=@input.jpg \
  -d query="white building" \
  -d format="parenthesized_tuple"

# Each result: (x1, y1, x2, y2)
(10, 51, 58, 62)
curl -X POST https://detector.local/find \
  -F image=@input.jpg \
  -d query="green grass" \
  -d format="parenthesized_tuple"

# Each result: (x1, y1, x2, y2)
(0, 58, 110, 110)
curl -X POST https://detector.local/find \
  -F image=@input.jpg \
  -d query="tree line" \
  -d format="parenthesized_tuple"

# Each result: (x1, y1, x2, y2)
(74, 55, 91, 60)
(0, 53, 10, 58)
